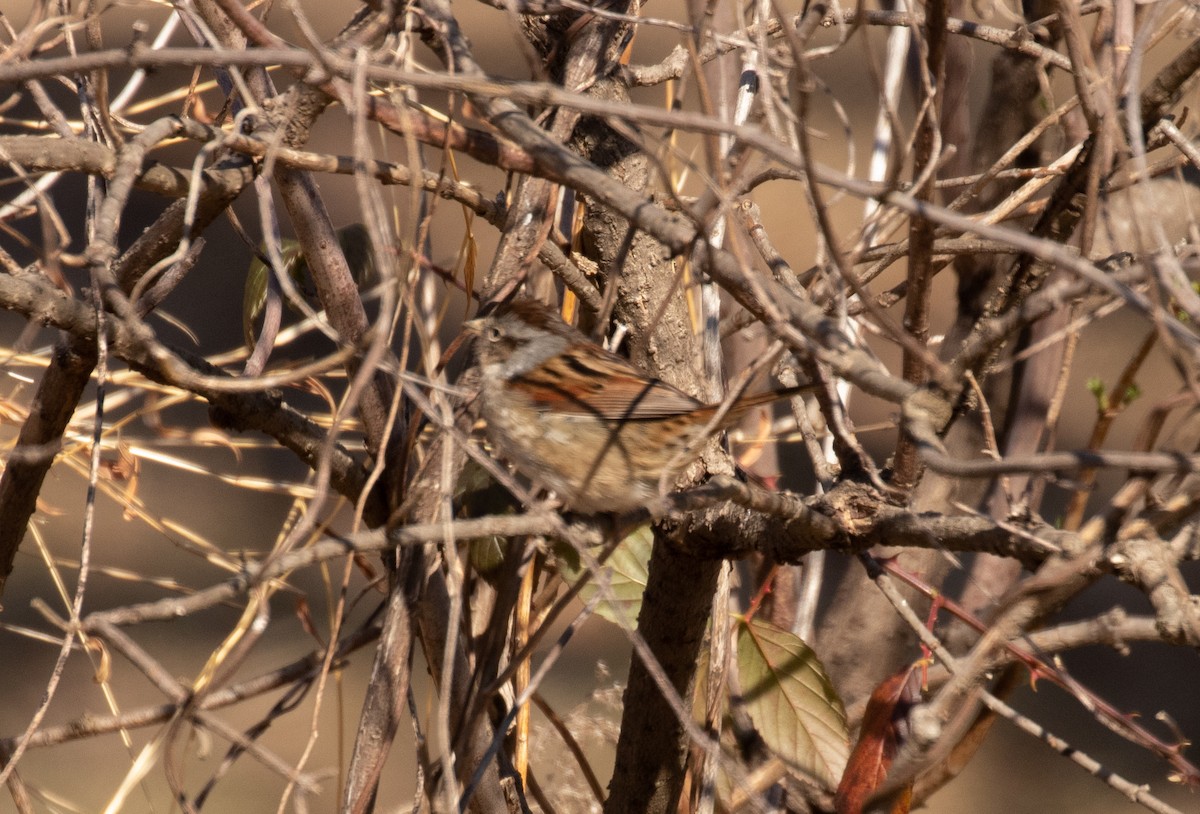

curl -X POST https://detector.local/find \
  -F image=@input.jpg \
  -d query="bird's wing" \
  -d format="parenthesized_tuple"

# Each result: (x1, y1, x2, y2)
(515, 351, 703, 420)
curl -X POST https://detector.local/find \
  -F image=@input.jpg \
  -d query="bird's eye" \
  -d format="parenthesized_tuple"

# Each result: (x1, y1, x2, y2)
(485, 326, 503, 342)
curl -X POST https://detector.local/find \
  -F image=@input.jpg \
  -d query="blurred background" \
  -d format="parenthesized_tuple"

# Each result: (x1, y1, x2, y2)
(2, 0, 1199, 811)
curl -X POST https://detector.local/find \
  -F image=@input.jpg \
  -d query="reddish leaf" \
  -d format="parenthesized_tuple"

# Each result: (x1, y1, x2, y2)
(835, 665, 919, 814)
(294, 596, 322, 646)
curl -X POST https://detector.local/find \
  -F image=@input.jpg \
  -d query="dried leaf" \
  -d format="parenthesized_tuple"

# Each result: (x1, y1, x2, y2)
(85, 638, 111, 684)
(834, 665, 919, 814)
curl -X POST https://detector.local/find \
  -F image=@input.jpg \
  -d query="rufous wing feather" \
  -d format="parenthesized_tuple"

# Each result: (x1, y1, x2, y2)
(516, 351, 704, 420)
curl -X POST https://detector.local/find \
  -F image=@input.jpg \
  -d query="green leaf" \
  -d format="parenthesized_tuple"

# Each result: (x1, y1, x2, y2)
(243, 238, 305, 348)
(455, 458, 520, 582)
(555, 525, 652, 626)
(736, 616, 849, 787)
(242, 224, 375, 347)
(1086, 376, 1108, 411)
(1122, 382, 1142, 406)
(333, 223, 377, 290)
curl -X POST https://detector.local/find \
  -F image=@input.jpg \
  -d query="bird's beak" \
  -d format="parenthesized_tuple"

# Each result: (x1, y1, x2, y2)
(462, 317, 483, 336)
